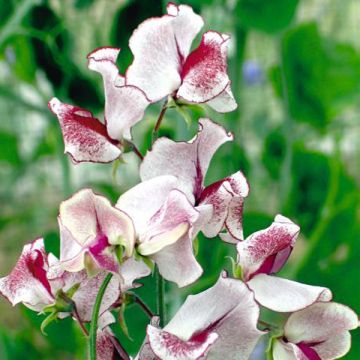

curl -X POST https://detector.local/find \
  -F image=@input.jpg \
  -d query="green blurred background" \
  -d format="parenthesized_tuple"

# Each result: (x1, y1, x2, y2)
(0, 0, 359, 359)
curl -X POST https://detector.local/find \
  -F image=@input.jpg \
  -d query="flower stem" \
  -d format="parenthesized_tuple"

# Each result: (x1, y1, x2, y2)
(89, 273, 113, 360)
(109, 336, 130, 360)
(132, 293, 154, 319)
(73, 307, 89, 337)
(155, 266, 166, 327)
(152, 101, 168, 144)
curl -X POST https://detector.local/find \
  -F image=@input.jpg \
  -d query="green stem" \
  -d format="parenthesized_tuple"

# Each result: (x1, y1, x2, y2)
(89, 273, 113, 360)
(155, 267, 166, 327)
(152, 101, 168, 144)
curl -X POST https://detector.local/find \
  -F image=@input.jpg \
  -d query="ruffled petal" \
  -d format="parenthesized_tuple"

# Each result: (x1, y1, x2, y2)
(237, 215, 300, 280)
(0, 238, 54, 311)
(247, 275, 332, 312)
(140, 118, 233, 202)
(72, 271, 121, 322)
(120, 257, 152, 291)
(48, 97, 121, 163)
(59, 189, 135, 273)
(178, 31, 231, 104)
(205, 84, 237, 113)
(164, 273, 264, 359)
(116, 175, 178, 235)
(199, 171, 249, 239)
(151, 232, 203, 288)
(273, 340, 305, 360)
(126, 4, 202, 102)
(147, 325, 218, 360)
(87, 47, 149, 140)
(285, 302, 358, 359)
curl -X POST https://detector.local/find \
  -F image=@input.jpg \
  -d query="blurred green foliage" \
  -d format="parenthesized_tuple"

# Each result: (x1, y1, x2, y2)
(0, 0, 359, 359)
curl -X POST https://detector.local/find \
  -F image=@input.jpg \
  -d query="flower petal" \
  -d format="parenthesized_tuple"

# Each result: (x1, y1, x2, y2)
(72, 271, 121, 322)
(140, 118, 233, 202)
(59, 189, 135, 272)
(247, 275, 332, 312)
(285, 302, 358, 359)
(147, 325, 218, 360)
(237, 215, 300, 280)
(87, 47, 149, 140)
(0, 238, 54, 311)
(199, 171, 249, 239)
(120, 257, 151, 291)
(126, 4, 203, 102)
(96, 312, 116, 360)
(205, 84, 237, 113)
(178, 31, 231, 104)
(164, 273, 264, 359)
(116, 175, 178, 235)
(273, 340, 305, 360)
(48, 97, 121, 163)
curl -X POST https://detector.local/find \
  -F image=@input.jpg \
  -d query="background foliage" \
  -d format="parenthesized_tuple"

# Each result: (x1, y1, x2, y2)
(0, 0, 359, 359)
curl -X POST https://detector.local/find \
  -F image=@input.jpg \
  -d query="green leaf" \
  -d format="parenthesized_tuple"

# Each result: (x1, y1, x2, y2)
(0, 132, 21, 166)
(271, 23, 360, 129)
(235, 0, 299, 33)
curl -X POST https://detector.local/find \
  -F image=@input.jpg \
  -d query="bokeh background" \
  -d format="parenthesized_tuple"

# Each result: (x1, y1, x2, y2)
(0, 0, 359, 359)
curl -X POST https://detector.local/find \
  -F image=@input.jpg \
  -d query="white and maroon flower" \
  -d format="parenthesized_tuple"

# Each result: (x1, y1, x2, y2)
(49, 48, 148, 164)
(273, 302, 359, 360)
(117, 175, 206, 287)
(236, 215, 332, 312)
(125, 3, 237, 113)
(59, 188, 135, 274)
(0, 239, 121, 322)
(95, 312, 117, 360)
(137, 272, 264, 360)
(140, 118, 249, 241)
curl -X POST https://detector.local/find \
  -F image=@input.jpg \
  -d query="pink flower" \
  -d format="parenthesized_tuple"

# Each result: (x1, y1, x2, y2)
(117, 175, 206, 287)
(236, 215, 332, 312)
(59, 188, 136, 274)
(125, 3, 237, 113)
(273, 302, 359, 360)
(0, 239, 120, 323)
(140, 118, 249, 241)
(137, 272, 264, 360)
(48, 47, 149, 164)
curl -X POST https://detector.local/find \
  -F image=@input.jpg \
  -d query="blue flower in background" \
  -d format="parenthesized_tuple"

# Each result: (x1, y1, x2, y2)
(242, 60, 264, 85)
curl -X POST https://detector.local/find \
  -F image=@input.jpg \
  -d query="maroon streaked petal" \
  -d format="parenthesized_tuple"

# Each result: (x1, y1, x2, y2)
(0, 238, 54, 311)
(87, 47, 149, 141)
(96, 312, 116, 360)
(205, 83, 237, 113)
(199, 171, 249, 239)
(126, 4, 203, 102)
(140, 118, 233, 203)
(177, 31, 231, 104)
(48, 98, 121, 163)
(147, 325, 218, 360)
(59, 188, 135, 272)
(116, 175, 178, 236)
(164, 273, 264, 359)
(72, 271, 121, 322)
(297, 342, 321, 360)
(285, 302, 358, 359)
(247, 275, 332, 313)
(237, 215, 300, 280)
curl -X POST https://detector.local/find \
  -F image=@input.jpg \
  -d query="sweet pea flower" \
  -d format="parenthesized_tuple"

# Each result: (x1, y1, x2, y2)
(48, 48, 149, 164)
(236, 215, 332, 312)
(59, 188, 136, 275)
(126, 3, 237, 113)
(95, 312, 118, 360)
(272, 302, 359, 360)
(0, 238, 120, 323)
(117, 175, 207, 287)
(137, 272, 264, 360)
(140, 118, 249, 241)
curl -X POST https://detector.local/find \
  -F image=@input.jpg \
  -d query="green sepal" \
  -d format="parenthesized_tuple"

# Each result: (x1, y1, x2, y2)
(193, 237, 199, 257)
(40, 310, 58, 336)
(175, 105, 192, 127)
(134, 248, 155, 272)
(115, 244, 124, 265)
(112, 156, 126, 183)
(84, 252, 100, 277)
(226, 256, 243, 280)
(118, 303, 133, 341)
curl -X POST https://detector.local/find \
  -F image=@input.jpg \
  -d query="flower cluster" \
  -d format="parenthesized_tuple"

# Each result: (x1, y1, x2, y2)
(1, 3, 358, 360)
